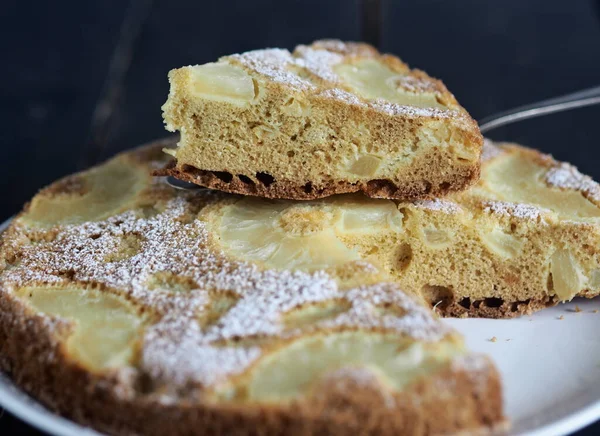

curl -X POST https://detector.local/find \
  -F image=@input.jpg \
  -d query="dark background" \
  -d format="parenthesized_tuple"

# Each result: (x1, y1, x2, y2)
(1, 0, 600, 434)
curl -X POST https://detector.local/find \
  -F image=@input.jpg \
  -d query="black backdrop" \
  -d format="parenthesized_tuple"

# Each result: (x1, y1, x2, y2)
(1, 0, 600, 434)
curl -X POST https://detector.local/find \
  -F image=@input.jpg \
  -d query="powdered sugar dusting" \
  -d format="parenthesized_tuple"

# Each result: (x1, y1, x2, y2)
(142, 314, 262, 387)
(319, 88, 365, 106)
(293, 46, 343, 83)
(370, 99, 455, 118)
(391, 75, 439, 95)
(302, 40, 375, 57)
(413, 199, 461, 214)
(205, 270, 339, 340)
(483, 201, 549, 220)
(230, 48, 314, 90)
(224, 40, 456, 118)
(545, 162, 600, 204)
(322, 284, 447, 340)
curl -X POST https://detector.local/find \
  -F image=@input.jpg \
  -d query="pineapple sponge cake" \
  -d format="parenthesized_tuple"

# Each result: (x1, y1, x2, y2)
(0, 140, 503, 436)
(159, 40, 483, 200)
(213, 139, 600, 318)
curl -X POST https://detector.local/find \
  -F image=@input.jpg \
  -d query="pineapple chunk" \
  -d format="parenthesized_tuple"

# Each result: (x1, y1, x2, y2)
(281, 97, 311, 117)
(550, 250, 585, 301)
(20, 159, 148, 227)
(217, 196, 403, 271)
(17, 287, 141, 371)
(421, 226, 452, 250)
(189, 62, 256, 106)
(219, 200, 356, 271)
(331, 196, 403, 234)
(346, 154, 383, 177)
(479, 153, 600, 220)
(480, 228, 523, 259)
(334, 59, 445, 109)
(241, 332, 463, 401)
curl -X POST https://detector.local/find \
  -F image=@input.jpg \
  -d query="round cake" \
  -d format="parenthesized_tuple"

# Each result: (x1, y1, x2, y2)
(0, 139, 502, 435)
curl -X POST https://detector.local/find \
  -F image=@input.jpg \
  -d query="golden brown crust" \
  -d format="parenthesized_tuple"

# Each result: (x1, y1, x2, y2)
(155, 158, 480, 201)
(434, 295, 558, 319)
(0, 290, 503, 436)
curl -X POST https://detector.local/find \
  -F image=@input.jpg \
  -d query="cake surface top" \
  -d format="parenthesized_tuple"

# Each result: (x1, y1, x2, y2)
(189, 39, 465, 119)
(1, 142, 465, 402)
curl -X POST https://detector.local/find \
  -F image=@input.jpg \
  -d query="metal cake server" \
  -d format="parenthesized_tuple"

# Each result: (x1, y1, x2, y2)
(478, 85, 600, 134)
(167, 84, 600, 190)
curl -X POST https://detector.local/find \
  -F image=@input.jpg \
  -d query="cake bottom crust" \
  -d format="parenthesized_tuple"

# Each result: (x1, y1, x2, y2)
(434, 295, 560, 319)
(155, 160, 480, 201)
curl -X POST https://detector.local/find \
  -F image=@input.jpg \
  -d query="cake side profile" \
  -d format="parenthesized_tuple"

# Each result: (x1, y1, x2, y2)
(426, 140, 600, 316)
(0, 140, 503, 436)
(159, 40, 482, 200)
(203, 139, 600, 318)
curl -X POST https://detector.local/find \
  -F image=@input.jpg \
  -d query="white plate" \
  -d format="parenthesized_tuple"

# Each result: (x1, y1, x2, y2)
(1, 219, 599, 436)
(447, 298, 600, 435)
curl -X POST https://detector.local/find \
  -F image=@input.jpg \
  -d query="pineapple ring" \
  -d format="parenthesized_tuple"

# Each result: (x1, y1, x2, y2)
(216, 195, 403, 271)
(17, 286, 142, 371)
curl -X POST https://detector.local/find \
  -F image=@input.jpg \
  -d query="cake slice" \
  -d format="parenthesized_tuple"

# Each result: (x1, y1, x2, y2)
(204, 139, 600, 318)
(159, 40, 482, 200)
(0, 141, 503, 436)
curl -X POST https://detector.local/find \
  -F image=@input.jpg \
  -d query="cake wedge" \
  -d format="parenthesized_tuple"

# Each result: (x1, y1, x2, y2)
(159, 40, 482, 200)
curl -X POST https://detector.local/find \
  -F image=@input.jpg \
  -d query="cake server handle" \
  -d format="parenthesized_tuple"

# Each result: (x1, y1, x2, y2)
(479, 85, 600, 134)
